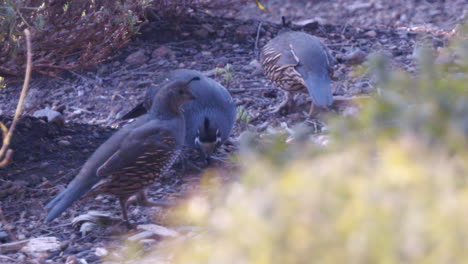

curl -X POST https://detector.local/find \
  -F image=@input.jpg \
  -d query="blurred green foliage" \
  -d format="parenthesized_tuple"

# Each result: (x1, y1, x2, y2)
(215, 63, 235, 88)
(116, 28, 468, 264)
(236, 105, 251, 125)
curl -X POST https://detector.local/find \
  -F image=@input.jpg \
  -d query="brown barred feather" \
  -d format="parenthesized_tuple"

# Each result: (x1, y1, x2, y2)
(260, 45, 306, 92)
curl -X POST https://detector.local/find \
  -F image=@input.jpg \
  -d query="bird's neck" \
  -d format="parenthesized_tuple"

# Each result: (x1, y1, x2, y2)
(149, 97, 182, 119)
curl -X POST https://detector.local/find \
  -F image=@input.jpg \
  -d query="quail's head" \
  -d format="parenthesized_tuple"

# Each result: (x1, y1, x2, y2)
(168, 77, 199, 104)
(152, 77, 200, 113)
(194, 117, 222, 162)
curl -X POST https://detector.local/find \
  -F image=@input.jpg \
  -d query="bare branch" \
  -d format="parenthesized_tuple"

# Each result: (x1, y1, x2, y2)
(0, 29, 32, 167)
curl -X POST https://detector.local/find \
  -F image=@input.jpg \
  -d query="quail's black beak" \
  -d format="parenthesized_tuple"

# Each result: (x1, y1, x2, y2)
(204, 155, 211, 166)
(194, 137, 219, 166)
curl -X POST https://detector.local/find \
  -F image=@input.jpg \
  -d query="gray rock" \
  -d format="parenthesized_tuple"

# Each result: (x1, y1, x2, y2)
(242, 65, 255, 72)
(201, 24, 215, 33)
(201, 51, 212, 57)
(0, 231, 9, 242)
(24, 88, 46, 113)
(194, 28, 209, 39)
(33, 108, 64, 126)
(125, 50, 148, 65)
(216, 30, 225, 37)
(58, 140, 71, 147)
(249, 59, 263, 75)
(344, 49, 367, 65)
(365, 30, 377, 38)
(151, 46, 175, 59)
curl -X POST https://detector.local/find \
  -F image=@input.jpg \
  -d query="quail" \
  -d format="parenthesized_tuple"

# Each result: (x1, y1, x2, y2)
(122, 69, 237, 164)
(45, 77, 199, 225)
(260, 18, 335, 114)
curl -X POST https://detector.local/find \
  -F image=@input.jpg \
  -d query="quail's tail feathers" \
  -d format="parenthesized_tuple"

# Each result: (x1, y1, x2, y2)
(44, 180, 94, 222)
(302, 73, 333, 108)
(121, 103, 148, 120)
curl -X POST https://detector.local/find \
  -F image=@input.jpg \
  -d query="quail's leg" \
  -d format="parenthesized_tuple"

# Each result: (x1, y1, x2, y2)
(136, 190, 175, 208)
(119, 197, 132, 228)
(179, 151, 203, 172)
(187, 160, 203, 171)
(308, 103, 316, 116)
(270, 91, 293, 114)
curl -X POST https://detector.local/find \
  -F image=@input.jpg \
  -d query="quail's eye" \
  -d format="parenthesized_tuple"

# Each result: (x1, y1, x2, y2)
(179, 90, 184, 95)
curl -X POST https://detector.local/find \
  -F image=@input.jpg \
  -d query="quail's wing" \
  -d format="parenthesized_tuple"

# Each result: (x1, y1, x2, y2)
(96, 121, 176, 177)
(261, 42, 296, 67)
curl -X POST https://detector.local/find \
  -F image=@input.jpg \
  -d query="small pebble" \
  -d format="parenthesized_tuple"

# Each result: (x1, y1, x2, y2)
(58, 140, 71, 147)
(365, 30, 377, 37)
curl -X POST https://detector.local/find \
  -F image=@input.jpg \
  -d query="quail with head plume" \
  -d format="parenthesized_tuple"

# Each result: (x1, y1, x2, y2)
(260, 17, 335, 114)
(45, 77, 199, 225)
(122, 69, 237, 164)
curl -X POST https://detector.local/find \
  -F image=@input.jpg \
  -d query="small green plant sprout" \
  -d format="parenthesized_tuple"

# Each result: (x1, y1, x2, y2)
(236, 105, 251, 125)
(214, 64, 235, 88)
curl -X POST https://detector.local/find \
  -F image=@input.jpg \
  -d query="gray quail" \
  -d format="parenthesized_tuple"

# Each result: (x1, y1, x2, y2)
(122, 69, 237, 163)
(45, 77, 199, 225)
(260, 21, 335, 114)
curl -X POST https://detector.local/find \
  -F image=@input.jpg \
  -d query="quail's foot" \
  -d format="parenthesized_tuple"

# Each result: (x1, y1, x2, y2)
(202, 152, 229, 167)
(121, 220, 134, 229)
(178, 151, 203, 172)
(269, 92, 293, 115)
(188, 160, 203, 172)
(183, 157, 204, 172)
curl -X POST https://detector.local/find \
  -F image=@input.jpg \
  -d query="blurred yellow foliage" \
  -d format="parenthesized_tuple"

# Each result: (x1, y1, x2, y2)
(145, 139, 466, 264)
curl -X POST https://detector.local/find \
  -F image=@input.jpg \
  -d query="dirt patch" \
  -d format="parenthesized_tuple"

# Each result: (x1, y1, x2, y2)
(231, 0, 466, 30)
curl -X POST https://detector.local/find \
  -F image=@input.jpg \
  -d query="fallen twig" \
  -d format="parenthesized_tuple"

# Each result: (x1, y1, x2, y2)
(254, 21, 263, 59)
(0, 255, 17, 261)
